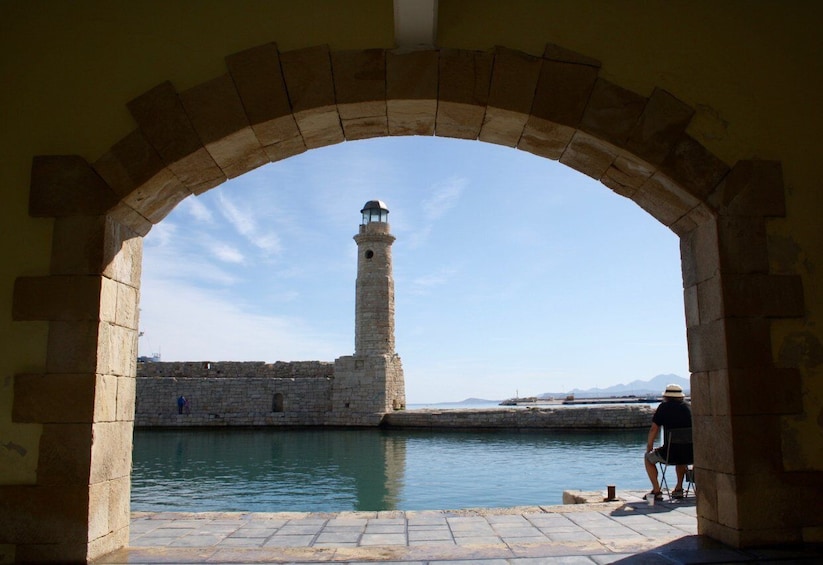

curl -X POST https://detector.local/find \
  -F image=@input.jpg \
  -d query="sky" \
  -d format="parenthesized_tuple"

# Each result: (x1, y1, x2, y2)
(137, 136, 689, 403)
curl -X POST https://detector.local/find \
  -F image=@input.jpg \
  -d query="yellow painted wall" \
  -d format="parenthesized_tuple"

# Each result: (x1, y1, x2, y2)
(1, 0, 821, 484)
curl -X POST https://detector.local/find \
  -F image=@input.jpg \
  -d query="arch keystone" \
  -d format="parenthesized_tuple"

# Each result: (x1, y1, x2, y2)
(387, 49, 438, 135)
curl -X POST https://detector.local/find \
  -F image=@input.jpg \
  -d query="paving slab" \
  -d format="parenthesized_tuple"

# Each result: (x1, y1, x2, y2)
(93, 491, 823, 564)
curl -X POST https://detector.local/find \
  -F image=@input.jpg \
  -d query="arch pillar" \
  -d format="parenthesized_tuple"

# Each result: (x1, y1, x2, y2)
(7, 158, 142, 562)
(682, 160, 809, 546)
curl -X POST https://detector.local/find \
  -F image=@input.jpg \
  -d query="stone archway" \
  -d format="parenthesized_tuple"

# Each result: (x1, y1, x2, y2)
(11, 42, 806, 560)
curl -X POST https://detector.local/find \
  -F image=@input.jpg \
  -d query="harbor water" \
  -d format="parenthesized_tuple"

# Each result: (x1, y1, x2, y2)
(131, 426, 650, 513)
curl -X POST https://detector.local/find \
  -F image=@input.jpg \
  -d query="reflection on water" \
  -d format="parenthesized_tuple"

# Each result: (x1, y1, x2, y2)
(131, 428, 648, 512)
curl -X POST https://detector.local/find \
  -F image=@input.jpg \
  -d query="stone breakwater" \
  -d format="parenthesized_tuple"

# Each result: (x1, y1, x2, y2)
(137, 361, 653, 429)
(381, 405, 654, 429)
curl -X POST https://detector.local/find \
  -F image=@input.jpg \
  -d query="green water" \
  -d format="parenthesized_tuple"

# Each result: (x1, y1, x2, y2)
(131, 427, 649, 512)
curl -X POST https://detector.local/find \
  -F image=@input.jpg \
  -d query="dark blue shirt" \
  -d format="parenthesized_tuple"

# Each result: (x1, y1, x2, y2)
(652, 399, 693, 463)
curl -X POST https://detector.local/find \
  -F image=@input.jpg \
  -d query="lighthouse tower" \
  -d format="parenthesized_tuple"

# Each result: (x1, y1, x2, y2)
(354, 200, 396, 356)
(332, 201, 406, 423)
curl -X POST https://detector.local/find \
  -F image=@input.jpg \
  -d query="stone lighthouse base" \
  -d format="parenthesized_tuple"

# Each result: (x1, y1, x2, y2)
(330, 354, 406, 425)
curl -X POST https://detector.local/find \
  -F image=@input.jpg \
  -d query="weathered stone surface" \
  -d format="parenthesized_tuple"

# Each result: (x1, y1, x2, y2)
(387, 50, 438, 135)
(116, 376, 136, 421)
(93, 129, 172, 200)
(332, 49, 387, 139)
(687, 320, 727, 373)
(479, 47, 541, 146)
(37, 424, 93, 485)
(280, 45, 344, 148)
(696, 275, 723, 325)
(722, 273, 805, 317)
(107, 202, 153, 237)
(709, 159, 785, 217)
(89, 421, 133, 484)
(627, 88, 695, 166)
(383, 405, 653, 429)
(50, 216, 109, 275)
(524, 47, 600, 159)
(724, 317, 773, 368)
(580, 78, 646, 147)
(127, 81, 225, 194)
(559, 130, 617, 180)
(0, 485, 89, 544)
(12, 374, 96, 424)
(670, 203, 715, 238)
(661, 134, 729, 200)
(179, 73, 268, 178)
(518, 118, 574, 160)
(88, 475, 130, 545)
(135, 361, 336, 427)
(633, 171, 702, 227)
(436, 49, 492, 139)
(600, 155, 655, 196)
(683, 284, 700, 329)
(101, 216, 143, 287)
(46, 321, 101, 374)
(98, 322, 138, 378)
(717, 216, 770, 274)
(263, 136, 308, 163)
(726, 367, 802, 415)
(13, 276, 102, 321)
(30, 156, 118, 217)
(225, 42, 300, 146)
(532, 46, 599, 128)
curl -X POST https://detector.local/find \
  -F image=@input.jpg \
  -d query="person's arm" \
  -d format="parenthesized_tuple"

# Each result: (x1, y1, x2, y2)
(646, 422, 660, 452)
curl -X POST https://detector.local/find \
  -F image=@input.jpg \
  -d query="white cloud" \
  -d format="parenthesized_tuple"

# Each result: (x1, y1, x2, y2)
(210, 242, 245, 264)
(406, 267, 459, 295)
(138, 280, 347, 363)
(422, 177, 466, 221)
(181, 196, 214, 224)
(217, 191, 282, 256)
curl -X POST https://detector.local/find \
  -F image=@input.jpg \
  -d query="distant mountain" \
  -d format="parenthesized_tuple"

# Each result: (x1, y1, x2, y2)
(457, 397, 498, 404)
(538, 374, 689, 399)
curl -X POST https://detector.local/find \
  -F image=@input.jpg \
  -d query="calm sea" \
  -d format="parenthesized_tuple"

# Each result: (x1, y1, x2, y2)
(131, 424, 650, 513)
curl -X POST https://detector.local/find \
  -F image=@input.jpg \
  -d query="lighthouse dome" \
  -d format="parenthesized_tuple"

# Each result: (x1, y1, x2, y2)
(360, 200, 389, 223)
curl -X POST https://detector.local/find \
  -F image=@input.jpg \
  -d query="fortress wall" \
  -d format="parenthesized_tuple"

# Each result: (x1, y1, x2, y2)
(381, 405, 654, 429)
(137, 362, 655, 429)
(136, 361, 335, 427)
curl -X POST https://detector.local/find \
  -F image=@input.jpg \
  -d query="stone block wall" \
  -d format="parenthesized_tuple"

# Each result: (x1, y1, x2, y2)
(381, 405, 654, 429)
(136, 361, 335, 427)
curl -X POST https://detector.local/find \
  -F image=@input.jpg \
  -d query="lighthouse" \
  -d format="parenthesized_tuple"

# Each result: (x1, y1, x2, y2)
(354, 200, 396, 356)
(332, 200, 406, 422)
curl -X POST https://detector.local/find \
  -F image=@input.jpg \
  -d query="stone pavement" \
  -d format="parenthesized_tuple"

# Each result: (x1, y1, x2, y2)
(95, 491, 822, 564)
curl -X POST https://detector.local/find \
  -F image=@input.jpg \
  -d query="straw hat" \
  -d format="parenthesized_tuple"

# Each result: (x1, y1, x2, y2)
(662, 384, 686, 398)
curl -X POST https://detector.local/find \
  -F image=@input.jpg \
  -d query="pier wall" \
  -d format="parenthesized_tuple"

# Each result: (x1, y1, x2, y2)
(381, 405, 654, 430)
(137, 362, 654, 429)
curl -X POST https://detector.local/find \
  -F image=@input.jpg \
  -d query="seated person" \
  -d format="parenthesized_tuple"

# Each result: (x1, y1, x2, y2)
(644, 384, 692, 499)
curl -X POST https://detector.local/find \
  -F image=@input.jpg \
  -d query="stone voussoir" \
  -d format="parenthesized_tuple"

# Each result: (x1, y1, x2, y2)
(127, 81, 226, 195)
(179, 73, 269, 178)
(387, 49, 438, 135)
(480, 46, 542, 147)
(280, 44, 344, 148)
(436, 48, 492, 140)
(332, 49, 388, 140)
